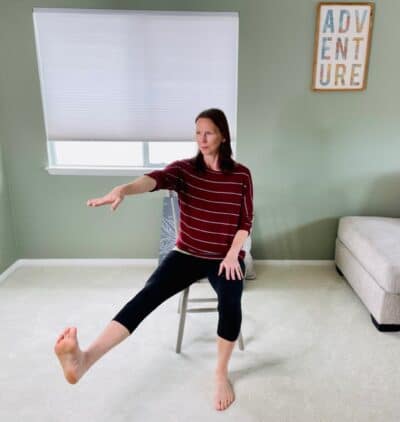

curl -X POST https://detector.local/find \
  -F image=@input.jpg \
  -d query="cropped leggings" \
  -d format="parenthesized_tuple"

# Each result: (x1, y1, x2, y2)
(112, 250, 245, 342)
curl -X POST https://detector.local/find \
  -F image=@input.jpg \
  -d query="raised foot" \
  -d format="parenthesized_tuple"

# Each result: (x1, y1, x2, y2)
(214, 374, 235, 411)
(54, 327, 86, 384)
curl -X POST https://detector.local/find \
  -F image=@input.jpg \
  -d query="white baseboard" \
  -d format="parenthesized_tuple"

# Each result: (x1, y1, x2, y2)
(16, 258, 159, 267)
(254, 259, 334, 266)
(0, 261, 22, 284)
(0, 258, 335, 284)
(0, 258, 158, 284)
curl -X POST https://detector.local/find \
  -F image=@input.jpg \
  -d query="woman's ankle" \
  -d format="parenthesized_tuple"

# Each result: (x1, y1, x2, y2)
(81, 350, 95, 373)
(215, 369, 228, 379)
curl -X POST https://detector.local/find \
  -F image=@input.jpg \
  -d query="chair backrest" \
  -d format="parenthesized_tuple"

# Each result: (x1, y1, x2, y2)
(158, 191, 179, 264)
(169, 190, 179, 237)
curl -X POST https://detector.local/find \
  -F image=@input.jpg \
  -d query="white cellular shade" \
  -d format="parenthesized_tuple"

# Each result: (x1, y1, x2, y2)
(33, 9, 238, 143)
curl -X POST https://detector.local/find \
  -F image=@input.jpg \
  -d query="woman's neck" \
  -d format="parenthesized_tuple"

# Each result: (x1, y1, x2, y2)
(203, 154, 220, 171)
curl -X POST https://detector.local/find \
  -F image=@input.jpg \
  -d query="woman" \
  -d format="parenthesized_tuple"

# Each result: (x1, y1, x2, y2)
(54, 108, 254, 412)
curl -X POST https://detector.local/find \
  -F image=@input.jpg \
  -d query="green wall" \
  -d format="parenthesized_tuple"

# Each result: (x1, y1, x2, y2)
(0, 141, 17, 273)
(0, 0, 399, 261)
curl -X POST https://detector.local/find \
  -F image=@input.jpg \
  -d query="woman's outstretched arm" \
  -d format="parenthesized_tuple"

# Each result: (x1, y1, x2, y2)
(86, 175, 157, 211)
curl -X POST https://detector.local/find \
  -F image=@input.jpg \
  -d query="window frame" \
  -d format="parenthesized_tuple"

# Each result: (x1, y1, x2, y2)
(46, 140, 202, 175)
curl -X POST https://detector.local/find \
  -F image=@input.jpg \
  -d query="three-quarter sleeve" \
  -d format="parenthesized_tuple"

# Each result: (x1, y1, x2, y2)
(238, 168, 254, 233)
(144, 160, 183, 192)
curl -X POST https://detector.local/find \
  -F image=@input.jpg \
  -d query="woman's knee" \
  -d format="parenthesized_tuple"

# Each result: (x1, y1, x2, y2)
(218, 291, 242, 312)
(218, 299, 242, 341)
(217, 313, 242, 341)
(217, 287, 241, 320)
(217, 329, 241, 342)
(218, 301, 242, 324)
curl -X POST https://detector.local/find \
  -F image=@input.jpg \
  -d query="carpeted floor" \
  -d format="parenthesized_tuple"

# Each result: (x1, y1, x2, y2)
(0, 262, 399, 422)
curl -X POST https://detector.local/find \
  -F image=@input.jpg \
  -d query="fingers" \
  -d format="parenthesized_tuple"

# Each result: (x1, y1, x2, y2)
(111, 198, 121, 211)
(86, 198, 108, 207)
(235, 265, 243, 280)
(220, 264, 233, 281)
(86, 196, 122, 209)
(219, 263, 243, 281)
(232, 266, 241, 280)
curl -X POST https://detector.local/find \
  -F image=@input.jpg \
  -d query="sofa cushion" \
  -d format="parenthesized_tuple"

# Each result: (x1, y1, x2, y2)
(337, 217, 400, 294)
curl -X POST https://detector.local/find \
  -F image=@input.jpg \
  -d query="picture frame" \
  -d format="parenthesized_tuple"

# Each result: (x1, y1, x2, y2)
(312, 2, 375, 91)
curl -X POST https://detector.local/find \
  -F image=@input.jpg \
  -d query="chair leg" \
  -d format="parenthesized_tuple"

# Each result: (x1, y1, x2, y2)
(177, 292, 182, 313)
(238, 331, 244, 351)
(176, 287, 190, 353)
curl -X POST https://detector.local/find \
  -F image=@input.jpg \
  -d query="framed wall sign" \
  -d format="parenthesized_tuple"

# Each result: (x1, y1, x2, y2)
(312, 2, 375, 91)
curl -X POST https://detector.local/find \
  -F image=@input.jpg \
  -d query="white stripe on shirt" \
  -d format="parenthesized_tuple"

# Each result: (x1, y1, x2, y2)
(180, 219, 234, 237)
(180, 199, 239, 217)
(179, 208, 237, 227)
(182, 192, 241, 207)
(181, 228, 228, 246)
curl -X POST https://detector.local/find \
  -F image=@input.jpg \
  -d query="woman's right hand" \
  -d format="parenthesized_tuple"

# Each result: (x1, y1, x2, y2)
(86, 186, 125, 211)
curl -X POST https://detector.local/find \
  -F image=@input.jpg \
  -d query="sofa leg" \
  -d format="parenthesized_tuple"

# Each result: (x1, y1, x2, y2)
(370, 314, 400, 332)
(335, 265, 344, 277)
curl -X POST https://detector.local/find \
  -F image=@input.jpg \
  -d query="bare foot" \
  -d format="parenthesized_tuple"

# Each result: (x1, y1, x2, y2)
(54, 327, 86, 384)
(214, 373, 235, 411)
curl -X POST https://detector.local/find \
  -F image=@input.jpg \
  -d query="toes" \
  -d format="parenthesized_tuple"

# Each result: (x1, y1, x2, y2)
(56, 328, 69, 343)
(65, 327, 78, 339)
(56, 327, 77, 345)
(218, 399, 229, 411)
(217, 395, 233, 411)
(214, 379, 234, 411)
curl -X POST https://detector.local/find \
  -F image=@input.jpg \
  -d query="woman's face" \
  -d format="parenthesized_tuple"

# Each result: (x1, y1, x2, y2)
(195, 118, 224, 157)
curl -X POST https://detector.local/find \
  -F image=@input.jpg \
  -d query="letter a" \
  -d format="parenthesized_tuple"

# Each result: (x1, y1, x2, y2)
(322, 9, 334, 33)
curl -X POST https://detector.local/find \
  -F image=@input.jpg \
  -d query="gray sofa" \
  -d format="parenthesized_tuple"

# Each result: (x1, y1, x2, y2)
(335, 216, 400, 332)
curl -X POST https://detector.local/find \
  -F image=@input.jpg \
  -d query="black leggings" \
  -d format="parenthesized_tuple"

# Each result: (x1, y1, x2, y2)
(112, 250, 245, 342)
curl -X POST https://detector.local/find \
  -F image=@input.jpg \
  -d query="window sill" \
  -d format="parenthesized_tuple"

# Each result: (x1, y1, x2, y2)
(45, 166, 160, 176)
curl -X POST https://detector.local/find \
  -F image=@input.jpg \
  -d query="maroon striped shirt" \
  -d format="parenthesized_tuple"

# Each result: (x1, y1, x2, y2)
(146, 159, 253, 260)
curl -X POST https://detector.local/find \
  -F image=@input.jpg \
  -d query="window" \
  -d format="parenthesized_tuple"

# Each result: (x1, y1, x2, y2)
(33, 9, 239, 175)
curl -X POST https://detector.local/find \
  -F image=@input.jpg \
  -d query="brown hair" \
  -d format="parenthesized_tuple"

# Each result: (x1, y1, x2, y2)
(191, 108, 235, 173)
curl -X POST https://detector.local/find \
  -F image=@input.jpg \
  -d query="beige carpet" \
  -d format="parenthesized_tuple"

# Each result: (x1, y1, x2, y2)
(0, 262, 399, 422)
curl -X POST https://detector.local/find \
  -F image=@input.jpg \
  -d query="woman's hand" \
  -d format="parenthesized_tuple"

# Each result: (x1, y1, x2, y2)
(218, 253, 244, 281)
(86, 186, 125, 211)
